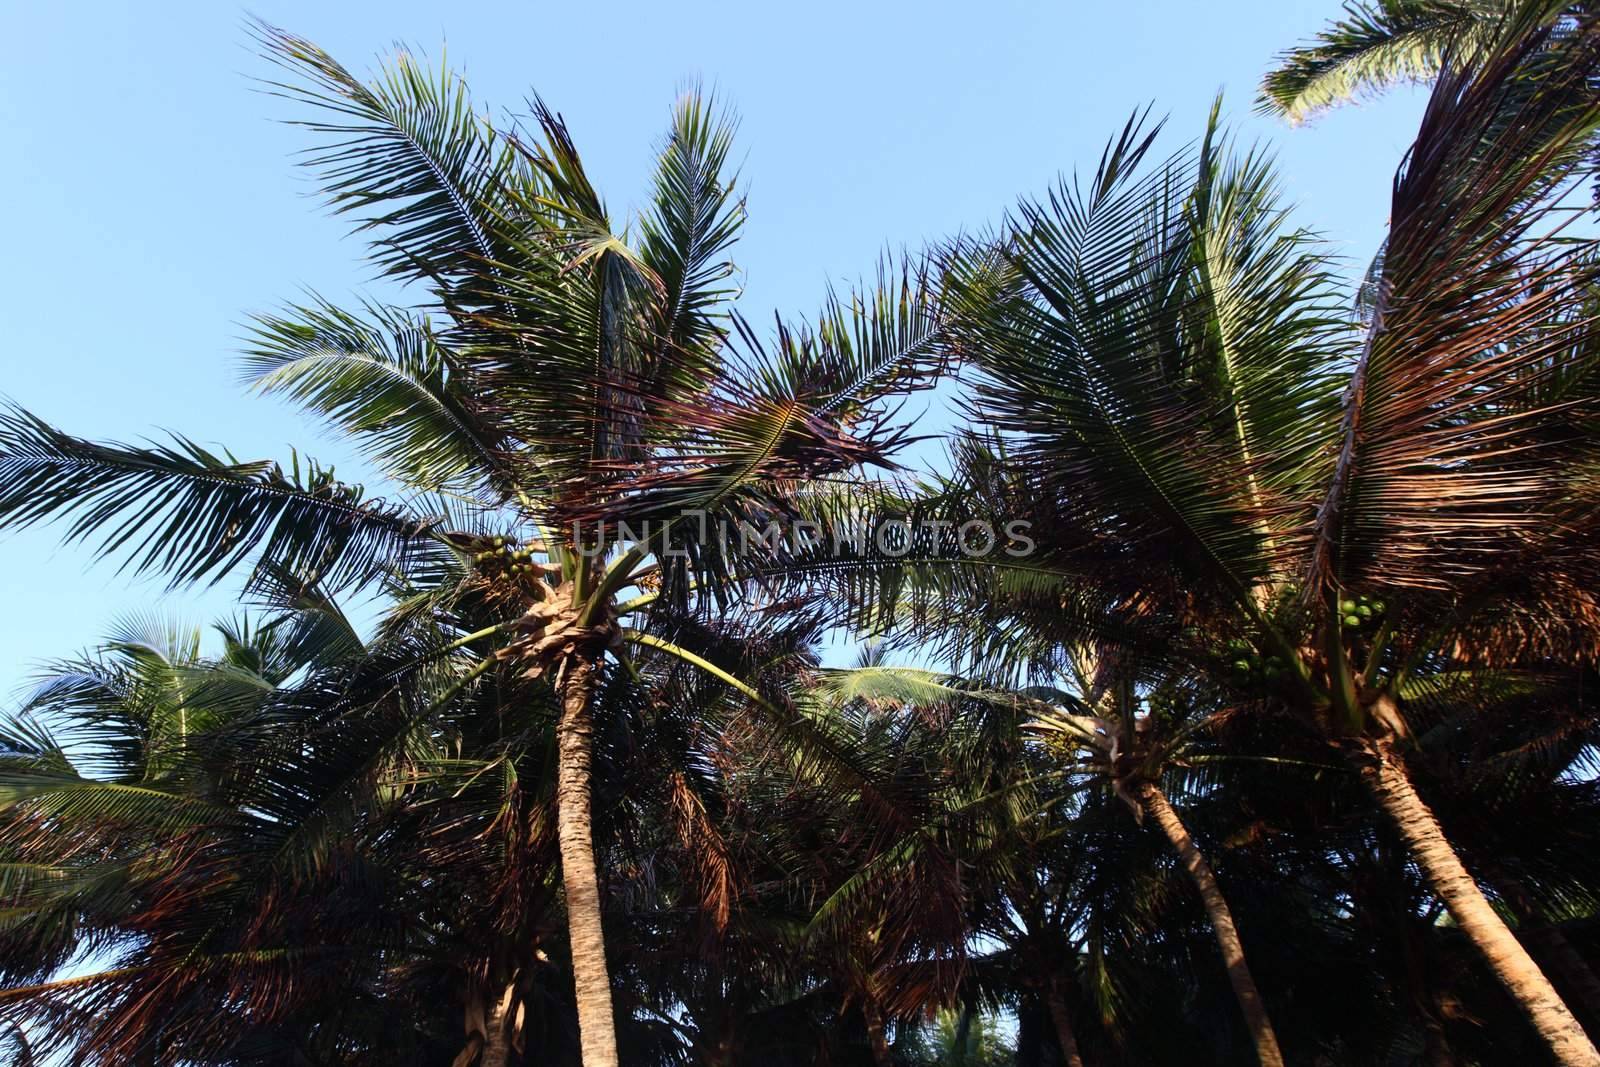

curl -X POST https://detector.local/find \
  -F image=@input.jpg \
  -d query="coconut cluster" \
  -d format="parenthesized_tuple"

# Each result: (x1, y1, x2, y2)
(469, 536, 547, 581)
(1222, 637, 1292, 686)
(1338, 594, 1386, 632)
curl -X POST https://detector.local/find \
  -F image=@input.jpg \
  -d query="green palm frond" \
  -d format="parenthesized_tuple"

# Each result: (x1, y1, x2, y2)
(551, 254, 949, 541)
(243, 297, 515, 496)
(0, 404, 438, 590)
(811, 666, 988, 712)
(246, 564, 368, 671)
(1185, 107, 1349, 534)
(950, 113, 1301, 616)
(638, 89, 746, 390)
(1259, 1, 1512, 124)
(253, 20, 521, 291)
(0, 761, 248, 834)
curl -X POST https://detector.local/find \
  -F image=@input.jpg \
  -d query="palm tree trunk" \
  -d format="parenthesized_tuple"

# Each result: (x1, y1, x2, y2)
(1044, 977, 1087, 1067)
(479, 982, 516, 1067)
(1492, 871, 1600, 1040)
(1140, 782, 1284, 1067)
(556, 655, 620, 1067)
(1357, 739, 1600, 1067)
(1523, 923, 1600, 1041)
(864, 1001, 892, 1066)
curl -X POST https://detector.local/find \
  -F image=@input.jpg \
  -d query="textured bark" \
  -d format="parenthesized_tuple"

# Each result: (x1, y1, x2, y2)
(864, 1002, 892, 1066)
(556, 656, 620, 1067)
(479, 982, 516, 1067)
(1044, 978, 1087, 1067)
(1524, 923, 1600, 1041)
(1495, 869, 1600, 1040)
(1141, 783, 1284, 1067)
(1358, 740, 1600, 1067)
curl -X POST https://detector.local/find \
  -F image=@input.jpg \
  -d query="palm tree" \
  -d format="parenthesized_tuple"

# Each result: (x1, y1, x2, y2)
(1396, 665, 1600, 1039)
(0, 609, 482, 1063)
(821, 652, 1288, 1064)
(0, 572, 878, 1064)
(0, 24, 948, 1065)
(1028, 655, 1286, 1066)
(822, 10, 1600, 1062)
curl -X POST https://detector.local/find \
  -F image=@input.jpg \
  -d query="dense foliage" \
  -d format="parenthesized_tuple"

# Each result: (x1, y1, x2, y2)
(4, 3, 1600, 1065)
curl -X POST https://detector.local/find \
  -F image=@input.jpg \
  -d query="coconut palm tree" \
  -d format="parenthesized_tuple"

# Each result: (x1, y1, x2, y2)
(801, 9, 1600, 1061)
(0, 609, 483, 1063)
(0, 24, 949, 1065)
(0, 574, 870, 1065)
(1026, 655, 1287, 1066)
(818, 651, 1293, 1064)
(1394, 664, 1600, 1038)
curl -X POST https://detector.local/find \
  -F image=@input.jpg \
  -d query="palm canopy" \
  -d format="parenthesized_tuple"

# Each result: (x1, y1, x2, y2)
(879, 6, 1600, 729)
(0, 23, 961, 1067)
(0, 587, 871, 1063)
(0, 609, 468, 1063)
(10, 8, 1600, 1066)
(835, 8, 1600, 1062)
(0, 22, 946, 614)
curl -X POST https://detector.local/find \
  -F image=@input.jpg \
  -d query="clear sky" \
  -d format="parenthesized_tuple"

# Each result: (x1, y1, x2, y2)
(0, 0, 1428, 693)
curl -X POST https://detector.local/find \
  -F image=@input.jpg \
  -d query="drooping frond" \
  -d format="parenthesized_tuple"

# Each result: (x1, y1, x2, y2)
(243, 296, 514, 496)
(0, 404, 437, 590)
(1259, 0, 1513, 124)
(1306, 9, 1600, 592)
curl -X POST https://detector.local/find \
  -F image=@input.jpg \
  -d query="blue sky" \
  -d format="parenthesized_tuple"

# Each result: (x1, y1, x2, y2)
(0, 0, 1427, 692)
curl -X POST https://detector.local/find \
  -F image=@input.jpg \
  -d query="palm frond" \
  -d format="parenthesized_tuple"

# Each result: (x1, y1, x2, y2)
(1307, 9, 1600, 592)
(637, 88, 746, 391)
(1258, 0, 1511, 124)
(0, 404, 436, 590)
(253, 20, 520, 292)
(243, 296, 516, 496)
(951, 112, 1303, 615)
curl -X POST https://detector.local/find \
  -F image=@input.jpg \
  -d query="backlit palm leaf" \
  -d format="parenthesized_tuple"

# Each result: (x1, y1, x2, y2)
(1259, 0, 1513, 123)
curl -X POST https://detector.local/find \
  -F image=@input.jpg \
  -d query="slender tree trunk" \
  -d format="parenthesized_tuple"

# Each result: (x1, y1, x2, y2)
(1140, 782, 1284, 1067)
(1493, 871, 1600, 1040)
(455, 980, 517, 1067)
(864, 1001, 892, 1066)
(1044, 977, 1087, 1067)
(479, 982, 516, 1067)
(1524, 923, 1600, 1041)
(1357, 739, 1600, 1067)
(556, 656, 620, 1067)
